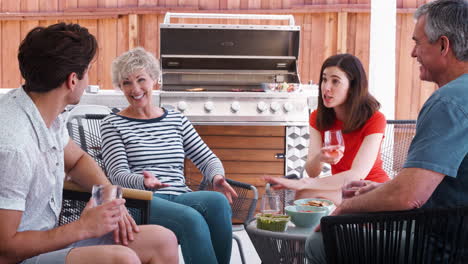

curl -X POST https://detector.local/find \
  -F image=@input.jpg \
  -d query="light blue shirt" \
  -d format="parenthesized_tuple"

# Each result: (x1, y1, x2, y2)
(0, 87, 69, 231)
(404, 74, 468, 208)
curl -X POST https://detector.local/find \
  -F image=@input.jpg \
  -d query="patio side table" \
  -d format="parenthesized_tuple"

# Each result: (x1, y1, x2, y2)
(245, 219, 315, 264)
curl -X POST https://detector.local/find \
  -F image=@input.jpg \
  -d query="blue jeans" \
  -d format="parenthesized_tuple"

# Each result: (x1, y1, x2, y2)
(305, 231, 327, 263)
(151, 191, 232, 264)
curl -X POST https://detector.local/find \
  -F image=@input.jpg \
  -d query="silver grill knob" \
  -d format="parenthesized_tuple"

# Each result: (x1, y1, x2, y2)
(204, 101, 214, 112)
(177, 101, 187, 112)
(231, 101, 240, 113)
(257, 101, 268, 113)
(283, 102, 294, 112)
(270, 102, 280, 112)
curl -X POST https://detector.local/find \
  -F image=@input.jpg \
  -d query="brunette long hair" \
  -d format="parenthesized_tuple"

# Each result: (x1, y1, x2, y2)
(18, 23, 98, 93)
(316, 54, 380, 133)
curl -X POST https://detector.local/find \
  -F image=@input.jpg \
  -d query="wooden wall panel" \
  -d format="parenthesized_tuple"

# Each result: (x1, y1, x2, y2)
(97, 19, 118, 89)
(213, 149, 284, 162)
(138, 0, 160, 7)
(396, 14, 413, 119)
(202, 135, 285, 149)
(63, 0, 78, 9)
(349, 13, 370, 74)
(39, 0, 58, 11)
(140, 14, 161, 56)
(21, 0, 39, 11)
(119, 0, 139, 7)
(78, 0, 98, 8)
(116, 15, 129, 62)
(195, 125, 285, 137)
(1, 0, 20, 87)
(1, 22, 21, 88)
(395, 13, 436, 119)
(200, 0, 220, 9)
(79, 20, 99, 85)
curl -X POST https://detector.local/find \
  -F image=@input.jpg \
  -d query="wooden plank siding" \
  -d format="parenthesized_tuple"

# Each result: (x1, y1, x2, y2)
(0, 0, 435, 119)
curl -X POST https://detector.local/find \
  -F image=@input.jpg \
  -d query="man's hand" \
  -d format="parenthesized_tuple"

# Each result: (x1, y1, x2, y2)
(213, 175, 238, 204)
(342, 180, 383, 199)
(143, 171, 170, 190)
(354, 181, 383, 196)
(113, 206, 140, 245)
(79, 198, 125, 239)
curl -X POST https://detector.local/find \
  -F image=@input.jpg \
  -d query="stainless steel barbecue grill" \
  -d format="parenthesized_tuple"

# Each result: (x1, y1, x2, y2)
(159, 13, 317, 126)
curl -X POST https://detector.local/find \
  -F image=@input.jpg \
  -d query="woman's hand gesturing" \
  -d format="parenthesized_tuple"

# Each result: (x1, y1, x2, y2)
(143, 171, 170, 190)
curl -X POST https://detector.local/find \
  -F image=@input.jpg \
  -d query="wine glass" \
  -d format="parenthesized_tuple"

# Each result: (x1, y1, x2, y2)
(260, 193, 281, 215)
(323, 130, 345, 160)
(92, 184, 122, 207)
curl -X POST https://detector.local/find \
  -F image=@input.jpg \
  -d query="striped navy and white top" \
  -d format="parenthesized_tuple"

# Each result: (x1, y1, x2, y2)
(100, 109, 225, 195)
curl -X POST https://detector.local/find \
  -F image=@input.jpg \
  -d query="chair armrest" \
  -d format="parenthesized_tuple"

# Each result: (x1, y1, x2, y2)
(226, 178, 257, 191)
(320, 206, 468, 264)
(63, 181, 153, 201)
(225, 178, 259, 225)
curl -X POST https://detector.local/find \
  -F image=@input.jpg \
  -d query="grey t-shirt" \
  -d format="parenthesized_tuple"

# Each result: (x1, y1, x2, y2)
(404, 74, 468, 208)
(0, 87, 69, 231)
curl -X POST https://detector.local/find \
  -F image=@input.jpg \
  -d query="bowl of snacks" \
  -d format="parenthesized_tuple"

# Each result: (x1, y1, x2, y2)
(285, 205, 329, 228)
(256, 213, 291, 232)
(293, 198, 334, 213)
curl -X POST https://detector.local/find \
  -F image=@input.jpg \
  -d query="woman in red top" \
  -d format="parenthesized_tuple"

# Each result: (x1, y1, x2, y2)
(265, 53, 390, 204)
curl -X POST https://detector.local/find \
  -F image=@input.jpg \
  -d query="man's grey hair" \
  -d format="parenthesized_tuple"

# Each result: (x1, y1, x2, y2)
(112, 47, 161, 89)
(414, 0, 468, 61)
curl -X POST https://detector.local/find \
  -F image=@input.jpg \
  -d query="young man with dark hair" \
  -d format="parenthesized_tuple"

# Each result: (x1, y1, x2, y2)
(0, 23, 178, 264)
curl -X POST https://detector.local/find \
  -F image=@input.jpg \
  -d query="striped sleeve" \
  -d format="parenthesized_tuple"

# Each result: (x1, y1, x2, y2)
(180, 115, 225, 183)
(100, 117, 146, 190)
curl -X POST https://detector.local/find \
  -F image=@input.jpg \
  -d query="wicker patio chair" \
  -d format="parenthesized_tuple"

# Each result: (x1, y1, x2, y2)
(381, 120, 417, 178)
(321, 206, 468, 264)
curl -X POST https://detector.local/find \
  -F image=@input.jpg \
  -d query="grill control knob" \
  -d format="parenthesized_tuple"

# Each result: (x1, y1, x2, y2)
(204, 101, 214, 112)
(231, 101, 240, 113)
(270, 102, 280, 112)
(257, 101, 268, 113)
(177, 101, 188, 112)
(283, 102, 294, 112)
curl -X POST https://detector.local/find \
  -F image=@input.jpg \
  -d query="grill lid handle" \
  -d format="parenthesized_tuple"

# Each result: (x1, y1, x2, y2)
(163, 12, 295, 26)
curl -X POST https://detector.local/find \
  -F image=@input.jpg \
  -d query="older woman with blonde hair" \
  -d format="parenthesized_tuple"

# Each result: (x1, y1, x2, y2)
(100, 47, 237, 264)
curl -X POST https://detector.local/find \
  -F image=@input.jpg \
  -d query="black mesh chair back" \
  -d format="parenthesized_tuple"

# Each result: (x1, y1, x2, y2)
(227, 179, 258, 225)
(63, 113, 150, 225)
(66, 114, 109, 172)
(321, 206, 468, 264)
(381, 120, 416, 178)
(59, 191, 90, 226)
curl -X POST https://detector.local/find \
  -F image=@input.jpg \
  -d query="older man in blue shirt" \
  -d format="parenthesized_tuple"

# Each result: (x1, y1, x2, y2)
(306, 0, 468, 262)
